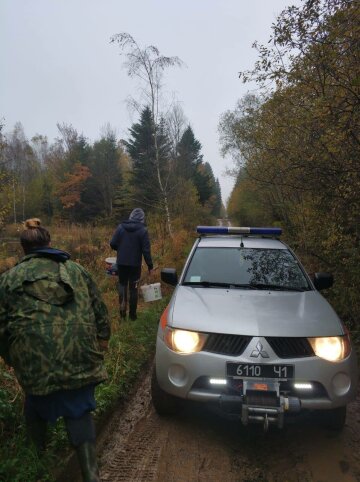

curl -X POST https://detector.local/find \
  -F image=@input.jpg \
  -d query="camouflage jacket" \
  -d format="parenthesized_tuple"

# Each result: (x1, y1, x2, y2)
(0, 249, 110, 395)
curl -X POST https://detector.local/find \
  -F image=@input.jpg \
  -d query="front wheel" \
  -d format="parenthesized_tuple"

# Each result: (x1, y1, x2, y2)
(151, 367, 183, 416)
(320, 405, 347, 431)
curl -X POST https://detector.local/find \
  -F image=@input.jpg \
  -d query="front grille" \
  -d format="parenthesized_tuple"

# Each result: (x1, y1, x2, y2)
(203, 334, 251, 356)
(266, 337, 314, 358)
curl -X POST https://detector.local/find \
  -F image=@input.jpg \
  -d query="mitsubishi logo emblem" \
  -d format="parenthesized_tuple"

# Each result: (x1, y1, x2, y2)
(250, 341, 269, 358)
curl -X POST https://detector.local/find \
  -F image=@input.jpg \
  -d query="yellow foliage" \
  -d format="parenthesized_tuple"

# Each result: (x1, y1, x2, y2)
(0, 257, 17, 274)
(73, 244, 101, 256)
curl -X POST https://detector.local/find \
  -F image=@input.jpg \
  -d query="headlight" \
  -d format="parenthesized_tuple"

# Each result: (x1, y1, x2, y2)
(308, 336, 350, 361)
(164, 328, 207, 354)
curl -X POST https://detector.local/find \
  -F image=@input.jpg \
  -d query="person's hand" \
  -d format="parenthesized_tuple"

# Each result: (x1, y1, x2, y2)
(98, 339, 109, 351)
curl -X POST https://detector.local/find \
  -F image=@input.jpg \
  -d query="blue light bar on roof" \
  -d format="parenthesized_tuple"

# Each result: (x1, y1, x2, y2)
(197, 226, 282, 236)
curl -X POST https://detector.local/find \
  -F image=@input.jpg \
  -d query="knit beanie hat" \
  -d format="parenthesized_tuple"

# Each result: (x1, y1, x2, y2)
(129, 208, 145, 223)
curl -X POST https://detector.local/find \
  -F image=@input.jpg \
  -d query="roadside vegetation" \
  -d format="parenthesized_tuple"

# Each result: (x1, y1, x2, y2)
(219, 0, 360, 338)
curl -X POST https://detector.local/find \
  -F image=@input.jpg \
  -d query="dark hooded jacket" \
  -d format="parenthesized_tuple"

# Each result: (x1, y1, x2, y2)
(0, 248, 110, 395)
(110, 220, 153, 270)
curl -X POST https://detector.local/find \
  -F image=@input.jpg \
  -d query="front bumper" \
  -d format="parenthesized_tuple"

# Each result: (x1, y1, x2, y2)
(155, 335, 358, 411)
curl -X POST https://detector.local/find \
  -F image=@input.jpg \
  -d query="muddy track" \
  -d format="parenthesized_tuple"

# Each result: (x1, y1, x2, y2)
(97, 365, 360, 482)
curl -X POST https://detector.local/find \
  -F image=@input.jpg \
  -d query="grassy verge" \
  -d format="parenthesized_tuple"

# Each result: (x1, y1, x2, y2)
(96, 301, 166, 415)
(0, 300, 166, 482)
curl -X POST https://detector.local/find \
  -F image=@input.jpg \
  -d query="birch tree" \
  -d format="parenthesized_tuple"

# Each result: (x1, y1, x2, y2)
(0, 122, 11, 228)
(5, 123, 38, 223)
(111, 33, 183, 236)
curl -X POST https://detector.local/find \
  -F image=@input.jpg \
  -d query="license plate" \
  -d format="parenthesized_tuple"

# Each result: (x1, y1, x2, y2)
(227, 362, 294, 379)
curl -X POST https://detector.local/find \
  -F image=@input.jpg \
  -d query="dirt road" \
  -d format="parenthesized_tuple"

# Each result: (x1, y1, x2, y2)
(97, 366, 360, 482)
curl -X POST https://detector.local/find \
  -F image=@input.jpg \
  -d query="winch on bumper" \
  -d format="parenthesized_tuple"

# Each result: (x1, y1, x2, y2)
(219, 380, 301, 430)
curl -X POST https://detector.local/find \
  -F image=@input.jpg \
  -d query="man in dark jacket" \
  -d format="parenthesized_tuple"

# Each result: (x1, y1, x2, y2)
(110, 208, 153, 321)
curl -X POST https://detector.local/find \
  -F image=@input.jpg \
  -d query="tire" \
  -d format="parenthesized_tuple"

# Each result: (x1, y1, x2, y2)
(151, 367, 183, 416)
(320, 405, 347, 431)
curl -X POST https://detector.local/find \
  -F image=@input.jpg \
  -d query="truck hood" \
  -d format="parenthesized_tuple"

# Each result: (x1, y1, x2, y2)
(169, 286, 343, 337)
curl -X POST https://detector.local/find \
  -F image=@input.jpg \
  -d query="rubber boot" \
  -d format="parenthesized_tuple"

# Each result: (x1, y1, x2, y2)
(25, 416, 47, 453)
(76, 442, 100, 482)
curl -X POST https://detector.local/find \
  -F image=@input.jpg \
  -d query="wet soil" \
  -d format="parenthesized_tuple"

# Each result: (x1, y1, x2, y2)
(97, 365, 360, 482)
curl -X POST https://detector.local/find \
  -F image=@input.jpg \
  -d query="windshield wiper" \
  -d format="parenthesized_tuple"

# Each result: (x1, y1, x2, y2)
(183, 281, 232, 288)
(228, 283, 257, 289)
(183, 281, 257, 289)
(249, 283, 308, 291)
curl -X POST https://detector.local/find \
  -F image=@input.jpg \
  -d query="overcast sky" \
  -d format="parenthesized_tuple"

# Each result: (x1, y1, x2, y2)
(1, 0, 300, 204)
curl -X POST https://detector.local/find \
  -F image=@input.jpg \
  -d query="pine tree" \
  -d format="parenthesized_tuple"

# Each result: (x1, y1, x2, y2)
(176, 126, 220, 209)
(124, 107, 171, 211)
(84, 131, 122, 218)
(176, 125, 203, 180)
(213, 178, 222, 217)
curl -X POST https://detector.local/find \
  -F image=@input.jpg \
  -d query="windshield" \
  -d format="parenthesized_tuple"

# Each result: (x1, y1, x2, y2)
(183, 247, 310, 291)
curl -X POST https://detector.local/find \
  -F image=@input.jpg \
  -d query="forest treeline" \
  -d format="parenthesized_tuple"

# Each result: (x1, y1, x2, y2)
(0, 108, 222, 231)
(220, 0, 359, 327)
(0, 32, 223, 236)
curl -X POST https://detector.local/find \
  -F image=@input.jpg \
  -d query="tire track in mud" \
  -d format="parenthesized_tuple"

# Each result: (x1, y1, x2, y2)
(98, 365, 360, 482)
(344, 390, 360, 481)
(102, 416, 163, 481)
(99, 367, 157, 481)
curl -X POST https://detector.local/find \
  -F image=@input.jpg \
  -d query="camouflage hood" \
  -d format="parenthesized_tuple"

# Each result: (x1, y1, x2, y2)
(12, 251, 74, 306)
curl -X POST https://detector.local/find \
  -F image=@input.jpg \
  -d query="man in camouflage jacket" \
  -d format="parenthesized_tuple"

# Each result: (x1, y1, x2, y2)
(0, 249, 110, 394)
(0, 247, 110, 482)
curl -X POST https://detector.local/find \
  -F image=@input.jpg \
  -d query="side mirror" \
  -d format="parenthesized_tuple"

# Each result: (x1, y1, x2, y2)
(313, 272, 333, 290)
(161, 268, 178, 286)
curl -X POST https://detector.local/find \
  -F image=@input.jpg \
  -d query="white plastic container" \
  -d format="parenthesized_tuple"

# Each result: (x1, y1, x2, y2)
(105, 257, 117, 265)
(140, 283, 162, 302)
(105, 257, 117, 276)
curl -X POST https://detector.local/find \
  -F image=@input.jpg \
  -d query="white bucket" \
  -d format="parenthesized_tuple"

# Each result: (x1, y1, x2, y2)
(140, 283, 162, 302)
(105, 257, 117, 276)
(105, 257, 117, 266)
